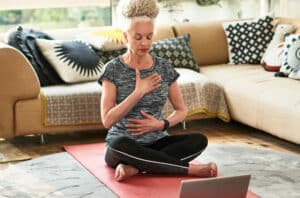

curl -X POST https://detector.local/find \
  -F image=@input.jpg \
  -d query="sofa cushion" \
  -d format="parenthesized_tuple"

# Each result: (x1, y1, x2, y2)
(36, 39, 104, 83)
(200, 64, 300, 144)
(173, 21, 229, 66)
(223, 16, 274, 64)
(280, 34, 300, 80)
(150, 34, 199, 72)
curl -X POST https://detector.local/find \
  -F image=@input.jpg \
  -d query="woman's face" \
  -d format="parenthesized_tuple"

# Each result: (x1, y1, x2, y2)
(124, 19, 154, 57)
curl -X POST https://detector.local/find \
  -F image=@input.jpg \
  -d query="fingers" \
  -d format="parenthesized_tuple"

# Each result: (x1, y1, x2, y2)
(126, 119, 143, 135)
(148, 73, 162, 83)
(126, 123, 142, 129)
(140, 110, 153, 119)
(135, 68, 140, 79)
(126, 121, 146, 136)
(150, 73, 162, 90)
(126, 124, 144, 136)
(127, 118, 141, 123)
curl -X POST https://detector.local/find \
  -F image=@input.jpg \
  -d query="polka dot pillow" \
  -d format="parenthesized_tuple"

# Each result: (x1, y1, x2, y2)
(223, 16, 275, 64)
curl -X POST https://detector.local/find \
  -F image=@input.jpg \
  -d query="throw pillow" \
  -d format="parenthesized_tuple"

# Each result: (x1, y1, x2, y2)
(78, 27, 126, 51)
(150, 34, 199, 72)
(96, 48, 127, 64)
(261, 24, 296, 71)
(262, 43, 285, 71)
(36, 39, 104, 83)
(223, 16, 274, 64)
(280, 34, 300, 80)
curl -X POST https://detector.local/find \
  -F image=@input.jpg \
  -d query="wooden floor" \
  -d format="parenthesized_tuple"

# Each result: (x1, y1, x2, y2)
(5, 118, 300, 159)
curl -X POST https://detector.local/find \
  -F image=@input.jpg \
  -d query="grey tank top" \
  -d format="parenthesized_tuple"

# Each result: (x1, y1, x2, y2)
(98, 56, 179, 145)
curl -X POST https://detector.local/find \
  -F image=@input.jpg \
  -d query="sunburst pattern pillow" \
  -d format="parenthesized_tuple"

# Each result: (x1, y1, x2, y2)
(78, 28, 126, 51)
(36, 39, 104, 83)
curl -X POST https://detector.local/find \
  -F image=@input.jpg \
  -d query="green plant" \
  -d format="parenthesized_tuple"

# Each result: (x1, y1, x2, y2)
(196, 0, 220, 6)
(158, 0, 180, 12)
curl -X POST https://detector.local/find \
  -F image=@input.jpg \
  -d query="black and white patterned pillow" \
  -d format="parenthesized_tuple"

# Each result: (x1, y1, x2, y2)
(280, 34, 300, 80)
(150, 34, 199, 72)
(96, 48, 127, 64)
(223, 16, 274, 64)
(36, 39, 104, 83)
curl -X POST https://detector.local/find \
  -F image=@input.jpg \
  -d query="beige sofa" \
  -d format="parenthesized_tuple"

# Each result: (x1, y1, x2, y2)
(0, 18, 300, 145)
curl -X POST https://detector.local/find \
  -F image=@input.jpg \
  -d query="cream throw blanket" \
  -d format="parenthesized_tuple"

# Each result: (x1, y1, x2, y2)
(41, 68, 230, 126)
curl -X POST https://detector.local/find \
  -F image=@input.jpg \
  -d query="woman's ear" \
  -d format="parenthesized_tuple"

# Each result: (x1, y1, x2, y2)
(123, 32, 128, 43)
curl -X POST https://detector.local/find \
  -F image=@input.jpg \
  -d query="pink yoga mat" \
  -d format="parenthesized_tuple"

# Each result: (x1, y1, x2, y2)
(64, 142, 259, 198)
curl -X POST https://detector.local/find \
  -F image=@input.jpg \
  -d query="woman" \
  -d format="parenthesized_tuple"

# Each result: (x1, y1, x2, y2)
(98, 0, 217, 181)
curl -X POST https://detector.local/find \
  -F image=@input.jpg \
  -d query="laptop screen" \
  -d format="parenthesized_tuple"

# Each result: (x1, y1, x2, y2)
(179, 175, 251, 198)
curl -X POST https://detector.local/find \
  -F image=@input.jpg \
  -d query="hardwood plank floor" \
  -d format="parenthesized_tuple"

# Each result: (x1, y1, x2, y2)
(9, 118, 300, 155)
(1, 118, 299, 171)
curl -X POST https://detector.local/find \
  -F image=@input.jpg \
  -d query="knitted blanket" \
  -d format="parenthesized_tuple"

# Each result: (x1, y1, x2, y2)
(41, 68, 230, 126)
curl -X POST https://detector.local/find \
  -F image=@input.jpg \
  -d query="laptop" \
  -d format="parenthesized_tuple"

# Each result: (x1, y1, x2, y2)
(179, 175, 251, 198)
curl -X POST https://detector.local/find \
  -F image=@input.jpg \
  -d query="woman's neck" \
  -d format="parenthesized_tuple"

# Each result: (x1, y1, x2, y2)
(122, 51, 153, 70)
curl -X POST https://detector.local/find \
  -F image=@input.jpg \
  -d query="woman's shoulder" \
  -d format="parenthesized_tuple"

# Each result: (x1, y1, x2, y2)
(153, 56, 174, 71)
(102, 57, 123, 71)
(154, 56, 169, 65)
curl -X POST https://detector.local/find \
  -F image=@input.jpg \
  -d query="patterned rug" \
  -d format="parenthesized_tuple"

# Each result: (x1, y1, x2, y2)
(0, 144, 299, 198)
(198, 144, 300, 198)
(0, 142, 31, 163)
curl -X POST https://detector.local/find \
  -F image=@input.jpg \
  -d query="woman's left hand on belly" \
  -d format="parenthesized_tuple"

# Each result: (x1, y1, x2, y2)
(126, 110, 164, 136)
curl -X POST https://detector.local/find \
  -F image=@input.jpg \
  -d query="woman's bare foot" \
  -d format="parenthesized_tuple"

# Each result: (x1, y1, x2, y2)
(188, 162, 218, 178)
(115, 164, 139, 181)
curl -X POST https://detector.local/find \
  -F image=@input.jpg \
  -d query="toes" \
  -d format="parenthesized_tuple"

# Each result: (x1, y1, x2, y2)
(114, 164, 139, 182)
(209, 162, 218, 177)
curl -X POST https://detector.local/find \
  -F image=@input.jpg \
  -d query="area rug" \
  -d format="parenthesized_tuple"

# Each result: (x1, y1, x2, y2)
(200, 144, 300, 198)
(0, 152, 116, 197)
(64, 143, 259, 198)
(0, 144, 299, 198)
(0, 141, 31, 163)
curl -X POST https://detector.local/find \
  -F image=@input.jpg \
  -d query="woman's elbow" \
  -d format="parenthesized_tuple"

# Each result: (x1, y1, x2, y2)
(101, 118, 112, 129)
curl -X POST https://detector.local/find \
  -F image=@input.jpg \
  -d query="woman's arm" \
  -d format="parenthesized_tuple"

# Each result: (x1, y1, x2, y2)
(165, 81, 187, 127)
(126, 80, 187, 136)
(101, 69, 161, 129)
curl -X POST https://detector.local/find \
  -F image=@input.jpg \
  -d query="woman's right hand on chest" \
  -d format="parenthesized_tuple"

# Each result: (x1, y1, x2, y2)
(134, 68, 161, 96)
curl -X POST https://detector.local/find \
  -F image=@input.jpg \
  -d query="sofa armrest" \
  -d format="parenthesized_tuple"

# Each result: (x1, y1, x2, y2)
(0, 42, 40, 138)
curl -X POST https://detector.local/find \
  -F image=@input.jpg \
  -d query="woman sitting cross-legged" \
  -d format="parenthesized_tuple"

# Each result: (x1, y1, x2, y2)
(98, 0, 217, 182)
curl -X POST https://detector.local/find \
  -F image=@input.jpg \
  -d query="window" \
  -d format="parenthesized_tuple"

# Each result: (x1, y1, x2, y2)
(155, 0, 270, 24)
(269, 0, 300, 18)
(0, 0, 112, 32)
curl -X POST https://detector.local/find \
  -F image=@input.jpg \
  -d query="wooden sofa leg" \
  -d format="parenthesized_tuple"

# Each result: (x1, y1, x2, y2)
(40, 134, 46, 144)
(182, 120, 187, 130)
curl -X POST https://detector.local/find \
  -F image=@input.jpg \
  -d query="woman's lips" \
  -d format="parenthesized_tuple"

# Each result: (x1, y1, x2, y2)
(140, 49, 149, 52)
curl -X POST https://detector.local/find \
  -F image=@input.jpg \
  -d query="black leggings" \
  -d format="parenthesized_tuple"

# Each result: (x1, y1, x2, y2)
(104, 133, 208, 175)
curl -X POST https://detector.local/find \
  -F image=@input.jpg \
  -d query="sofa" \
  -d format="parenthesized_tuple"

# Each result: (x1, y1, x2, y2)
(0, 17, 299, 145)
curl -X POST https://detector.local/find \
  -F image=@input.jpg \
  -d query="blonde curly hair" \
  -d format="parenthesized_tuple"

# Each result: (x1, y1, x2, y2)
(117, 0, 159, 19)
